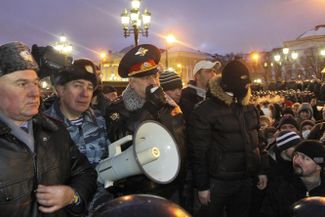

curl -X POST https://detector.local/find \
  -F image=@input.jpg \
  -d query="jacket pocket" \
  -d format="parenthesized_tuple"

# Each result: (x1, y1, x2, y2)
(0, 177, 34, 204)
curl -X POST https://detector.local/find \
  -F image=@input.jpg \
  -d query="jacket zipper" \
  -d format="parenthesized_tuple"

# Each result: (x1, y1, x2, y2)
(32, 152, 38, 191)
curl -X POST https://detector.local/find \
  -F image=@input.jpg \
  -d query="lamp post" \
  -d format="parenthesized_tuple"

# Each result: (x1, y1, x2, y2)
(273, 54, 282, 81)
(53, 34, 73, 55)
(121, 0, 151, 46)
(165, 34, 176, 69)
(273, 48, 300, 81)
(320, 49, 325, 81)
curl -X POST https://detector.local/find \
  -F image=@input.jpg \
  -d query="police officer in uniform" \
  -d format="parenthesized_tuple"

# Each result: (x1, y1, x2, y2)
(105, 44, 186, 200)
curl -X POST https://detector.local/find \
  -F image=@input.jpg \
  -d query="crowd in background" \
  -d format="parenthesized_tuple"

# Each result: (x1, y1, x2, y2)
(1, 41, 325, 217)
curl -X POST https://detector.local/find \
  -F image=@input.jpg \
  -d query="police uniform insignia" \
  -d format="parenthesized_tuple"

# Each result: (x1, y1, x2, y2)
(135, 47, 148, 56)
(85, 65, 95, 73)
(110, 112, 120, 121)
(143, 62, 150, 67)
(19, 50, 34, 63)
(118, 44, 160, 78)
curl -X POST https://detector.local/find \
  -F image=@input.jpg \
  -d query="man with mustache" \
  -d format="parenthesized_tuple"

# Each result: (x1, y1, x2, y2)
(260, 140, 325, 217)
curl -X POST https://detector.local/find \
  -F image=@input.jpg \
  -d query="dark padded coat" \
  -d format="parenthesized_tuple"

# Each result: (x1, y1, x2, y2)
(0, 114, 97, 217)
(188, 75, 261, 191)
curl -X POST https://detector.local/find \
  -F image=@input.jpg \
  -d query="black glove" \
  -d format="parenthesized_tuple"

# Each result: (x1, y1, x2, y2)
(145, 85, 167, 109)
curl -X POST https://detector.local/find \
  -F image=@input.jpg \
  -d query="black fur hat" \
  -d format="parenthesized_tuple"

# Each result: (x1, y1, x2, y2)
(295, 140, 325, 167)
(52, 58, 97, 88)
(0, 41, 39, 76)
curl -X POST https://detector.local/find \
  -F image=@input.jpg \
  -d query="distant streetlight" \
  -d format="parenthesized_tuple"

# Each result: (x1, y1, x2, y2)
(100, 52, 107, 60)
(291, 51, 299, 60)
(121, 0, 151, 46)
(320, 49, 325, 57)
(253, 78, 262, 84)
(165, 34, 176, 68)
(250, 52, 260, 66)
(274, 54, 281, 62)
(282, 47, 289, 55)
(53, 34, 72, 54)
(263, 62, 268, 68)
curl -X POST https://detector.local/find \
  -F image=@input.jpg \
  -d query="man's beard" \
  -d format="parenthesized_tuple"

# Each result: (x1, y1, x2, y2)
(293, 164, 304, 176)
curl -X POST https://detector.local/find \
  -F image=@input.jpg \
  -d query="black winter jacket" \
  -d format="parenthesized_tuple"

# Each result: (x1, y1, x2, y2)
(179, 82, 204, 122)
(0, 114, 97, 217)
(260, 173, 325, 217)
(188, 76, 261, 191)
(105, 86, 186, 198)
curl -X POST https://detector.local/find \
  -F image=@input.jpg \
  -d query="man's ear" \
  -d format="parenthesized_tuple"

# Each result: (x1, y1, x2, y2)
(194, 71, 200, 81)
(129, 78, 135, 89)
(55, 85, 64, 97)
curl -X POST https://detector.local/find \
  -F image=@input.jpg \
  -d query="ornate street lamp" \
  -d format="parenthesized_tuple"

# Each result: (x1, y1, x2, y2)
(121, 0, 151, 46)
(53, 34, 72, 55)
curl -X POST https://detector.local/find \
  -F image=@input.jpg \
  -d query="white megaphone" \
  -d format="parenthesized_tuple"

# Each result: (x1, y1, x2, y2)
(96, 120, 180, 188)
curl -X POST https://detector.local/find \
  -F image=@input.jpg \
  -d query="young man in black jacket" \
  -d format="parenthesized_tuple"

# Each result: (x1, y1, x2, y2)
(188, 60, 267, 217)
(179, 60, 220, 122)
(260, 140, 325, 217)
(0, 41, 97, 217)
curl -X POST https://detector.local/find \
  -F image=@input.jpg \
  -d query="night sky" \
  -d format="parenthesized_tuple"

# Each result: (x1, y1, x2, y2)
(1, 0, 324, 60)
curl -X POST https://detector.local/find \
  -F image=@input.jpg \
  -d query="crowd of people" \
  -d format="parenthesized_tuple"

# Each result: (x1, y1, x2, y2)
(1, 40, 325, 217)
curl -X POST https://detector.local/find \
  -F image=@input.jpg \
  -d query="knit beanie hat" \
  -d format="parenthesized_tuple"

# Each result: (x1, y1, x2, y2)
(220, 60, 251, 98)
(102, 85, 117, 94)
(300, 120, 315, 131)
(298, 103, 314, 117)
(53, 58, 98, 88)
(282, 108, 295, 117)
(277, 115, 299, 130)
(276, 130, 302, 153)
(159, 70, 182, 91)
(0, 41, 39, 76)
(295, 140, 325, 167)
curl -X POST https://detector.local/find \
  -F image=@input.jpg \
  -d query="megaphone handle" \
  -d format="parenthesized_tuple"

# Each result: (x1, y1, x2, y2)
(104, 180, 114, 188)
(109, 135, 133, 157)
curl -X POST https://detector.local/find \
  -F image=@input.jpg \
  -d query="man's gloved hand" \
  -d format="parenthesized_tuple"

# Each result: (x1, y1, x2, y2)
(145, 85, 167, 110)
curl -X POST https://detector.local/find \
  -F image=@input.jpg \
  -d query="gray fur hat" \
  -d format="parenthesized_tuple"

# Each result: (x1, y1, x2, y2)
(0, 41, 39, 76)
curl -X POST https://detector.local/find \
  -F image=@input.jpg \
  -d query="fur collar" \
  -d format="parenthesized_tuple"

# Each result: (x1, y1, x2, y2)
(208, 75, 251, 106)
(122, 84, 146, 111)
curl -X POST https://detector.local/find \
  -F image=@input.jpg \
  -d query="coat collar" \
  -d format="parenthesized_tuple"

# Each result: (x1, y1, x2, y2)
(0, 113, 58, 136)
(122, 84, 146, 111)
(208, 75, 251, 106)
